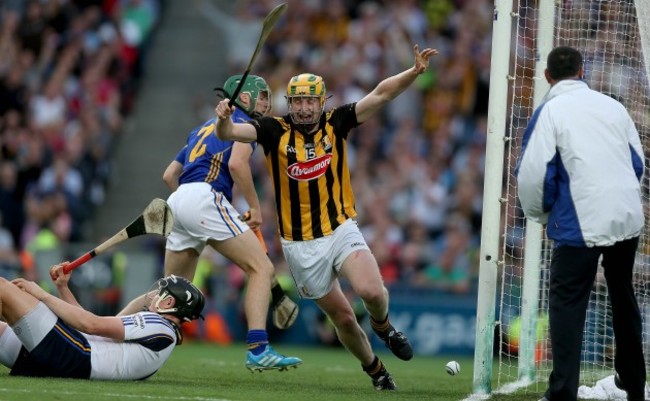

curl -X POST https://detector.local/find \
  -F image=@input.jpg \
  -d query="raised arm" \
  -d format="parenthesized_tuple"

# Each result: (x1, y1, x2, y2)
(49, 262, 81, 307)
(214, 100, 258, 142)
(12, 277, 126, 340)
(355, 44, 438, 124)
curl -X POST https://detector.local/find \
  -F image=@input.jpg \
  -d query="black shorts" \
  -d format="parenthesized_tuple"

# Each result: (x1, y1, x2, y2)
(10, 319, 91, 379)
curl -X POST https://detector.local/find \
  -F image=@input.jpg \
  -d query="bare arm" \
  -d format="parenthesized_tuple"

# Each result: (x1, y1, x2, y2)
(355, 44, 438, 124)
(229, 142, 262, 229)
(117, 292, 151, 316)
(162, 160, 183, 191)
(214, 100, 258, 142)
(49, 263, 81, 307)
(12, 278, 126, 340)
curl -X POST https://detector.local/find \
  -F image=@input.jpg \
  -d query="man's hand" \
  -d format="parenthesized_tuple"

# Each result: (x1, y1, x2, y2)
(240, 209, 263, 230)
(215, 99, 235, 120)
(413, 44, 439, 74)
(49, 263, 72, 288)
(12, 278, 49, 301)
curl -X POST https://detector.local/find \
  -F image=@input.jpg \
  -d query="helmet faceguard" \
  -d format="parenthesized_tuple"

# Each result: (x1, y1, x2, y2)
(152, 275, 205, 323)
(217, 74, 271, 118)
(285, 73, 326, 132)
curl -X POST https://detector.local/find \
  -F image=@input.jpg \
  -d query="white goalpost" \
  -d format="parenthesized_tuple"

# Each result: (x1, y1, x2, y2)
(473, 0, 650, 397)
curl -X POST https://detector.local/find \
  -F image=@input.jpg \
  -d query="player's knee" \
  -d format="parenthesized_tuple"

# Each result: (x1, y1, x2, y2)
(356, 283, 387, 306)
(260, 260, 274, 278)
(243, 258, 274, 278)
(329, 309, 359, 331)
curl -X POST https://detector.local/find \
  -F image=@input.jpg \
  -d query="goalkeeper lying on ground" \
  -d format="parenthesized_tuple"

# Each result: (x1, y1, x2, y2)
(0, 263, 204, 380)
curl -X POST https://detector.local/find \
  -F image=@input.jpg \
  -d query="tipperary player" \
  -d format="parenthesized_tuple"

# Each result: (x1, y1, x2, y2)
(150, 75, 301, 372)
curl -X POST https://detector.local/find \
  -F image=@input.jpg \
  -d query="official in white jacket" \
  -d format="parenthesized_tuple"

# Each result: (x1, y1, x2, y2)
(516, 46, 646, 401)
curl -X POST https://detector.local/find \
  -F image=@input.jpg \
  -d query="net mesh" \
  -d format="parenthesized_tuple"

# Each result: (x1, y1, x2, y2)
(495, 0, 650, 394)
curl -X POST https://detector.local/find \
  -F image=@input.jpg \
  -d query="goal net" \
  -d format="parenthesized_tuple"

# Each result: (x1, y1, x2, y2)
(476, 0, 650, 396)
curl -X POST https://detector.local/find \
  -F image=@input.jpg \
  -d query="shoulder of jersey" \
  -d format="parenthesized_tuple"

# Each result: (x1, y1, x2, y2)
(252, 116, 290, 131)
(276, 116, 291, 130)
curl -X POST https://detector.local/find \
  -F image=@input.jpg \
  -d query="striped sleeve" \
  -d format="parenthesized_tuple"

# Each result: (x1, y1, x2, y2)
(121, 313, 177, 352)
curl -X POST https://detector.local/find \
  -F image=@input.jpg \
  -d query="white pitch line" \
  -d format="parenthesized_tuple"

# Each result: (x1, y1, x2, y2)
(0, 388, 233, 401)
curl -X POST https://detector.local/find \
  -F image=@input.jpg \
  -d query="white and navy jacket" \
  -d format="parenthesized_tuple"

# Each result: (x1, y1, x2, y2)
(516, 79, 644, 247)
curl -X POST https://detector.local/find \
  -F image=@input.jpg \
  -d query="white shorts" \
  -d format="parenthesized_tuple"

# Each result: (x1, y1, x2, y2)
(280, 219, 370, 299)
(0, 301, 58, 369)
(166, 183, 248, 253)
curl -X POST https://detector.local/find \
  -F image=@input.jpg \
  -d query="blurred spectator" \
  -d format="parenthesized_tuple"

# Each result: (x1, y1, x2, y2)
(398, 220, 436, 284)
(30, 76, 67, 128)
(0, 214, 20, 279)
(17, 1, 48, 58)
(0, 0, 160, 241)
(0, 64, 28, 115)
(0, 0, 162, 283)
(414, 215, 473, 293)
(0, 161, 24, 245)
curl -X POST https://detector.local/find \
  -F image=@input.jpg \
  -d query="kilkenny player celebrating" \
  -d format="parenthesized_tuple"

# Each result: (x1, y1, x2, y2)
(216, 44, 439, 390)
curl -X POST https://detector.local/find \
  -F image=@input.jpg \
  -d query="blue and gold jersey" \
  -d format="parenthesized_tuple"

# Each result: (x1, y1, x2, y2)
(176, 109, 256, 202)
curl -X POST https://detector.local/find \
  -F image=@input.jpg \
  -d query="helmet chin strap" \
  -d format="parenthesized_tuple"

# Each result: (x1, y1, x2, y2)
(154, 291, 177, 315)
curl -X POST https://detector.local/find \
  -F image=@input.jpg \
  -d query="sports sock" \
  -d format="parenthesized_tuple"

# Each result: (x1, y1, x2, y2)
(270, 282, 285, 307)
(370, 315, 391, 337)
(246, 330, 269, 355)
(362, 356, 385, 379)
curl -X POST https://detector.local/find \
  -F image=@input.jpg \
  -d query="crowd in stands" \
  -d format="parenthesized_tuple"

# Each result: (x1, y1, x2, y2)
(0, 0, 492, 297)
(201, 0, 493, 294)
(0, 0, 161, 279)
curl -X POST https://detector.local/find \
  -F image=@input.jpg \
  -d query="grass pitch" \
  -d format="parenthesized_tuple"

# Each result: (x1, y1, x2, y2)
(0, 342, 534, 401)
(0, 342, 576, 401)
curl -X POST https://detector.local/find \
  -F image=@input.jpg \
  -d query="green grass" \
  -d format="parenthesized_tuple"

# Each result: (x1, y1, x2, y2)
(0, 342, 538, 401)
(0, 343, 480, 401)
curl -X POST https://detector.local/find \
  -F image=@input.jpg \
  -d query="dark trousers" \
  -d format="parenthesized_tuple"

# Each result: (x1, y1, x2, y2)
(545, 237, 646, 401)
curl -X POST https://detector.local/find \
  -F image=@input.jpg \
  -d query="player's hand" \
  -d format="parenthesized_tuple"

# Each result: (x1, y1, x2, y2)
(215, 99, 235, 120)
(240, 209, 262, 230)
(49, 262, 72, 287)
(413, 44, 439, 74)
(12, 278, 49, 301)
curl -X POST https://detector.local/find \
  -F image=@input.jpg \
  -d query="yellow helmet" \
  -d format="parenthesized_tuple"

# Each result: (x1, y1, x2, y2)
(286, 73, 326, 99)
(285, 73, 327, 129)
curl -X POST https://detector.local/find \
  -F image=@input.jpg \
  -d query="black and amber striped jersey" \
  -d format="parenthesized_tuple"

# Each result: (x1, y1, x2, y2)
(251, 103, 360, 241)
